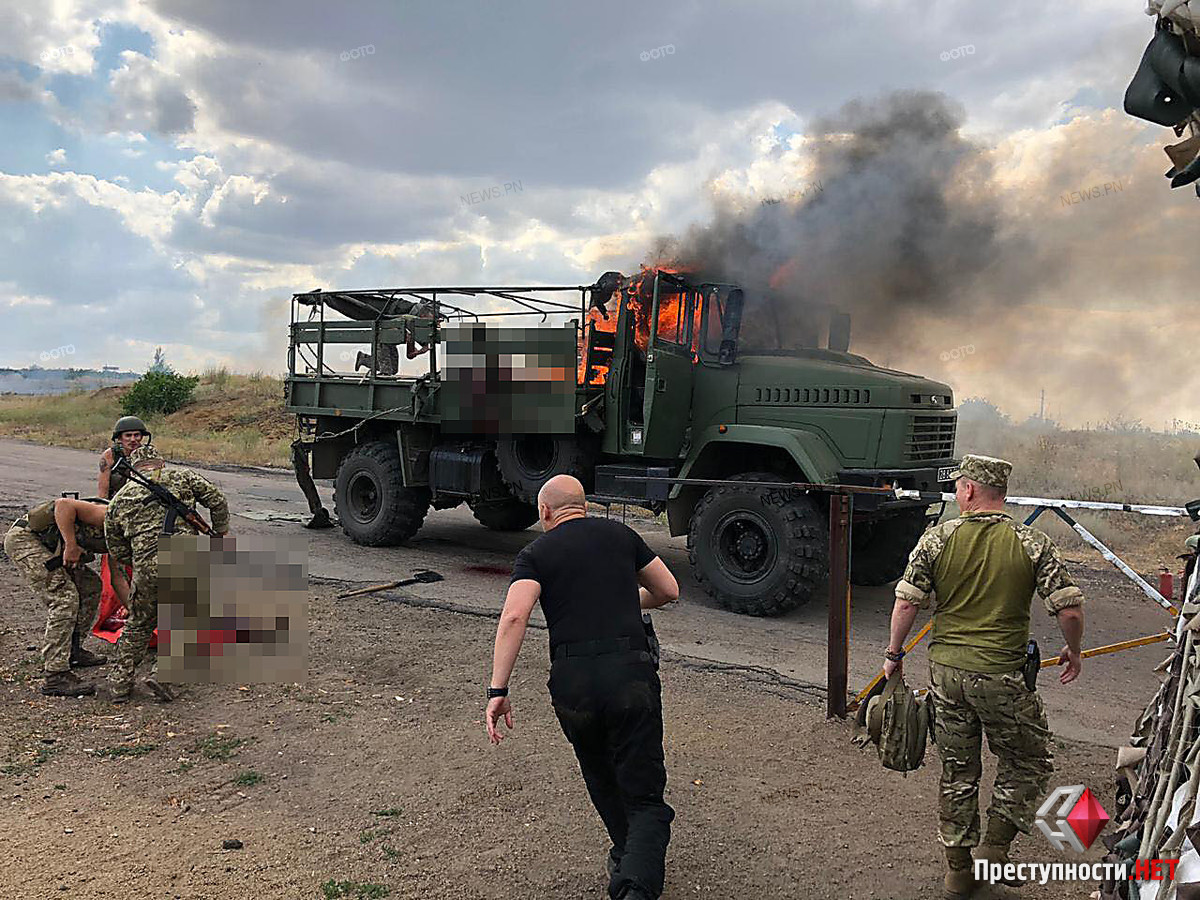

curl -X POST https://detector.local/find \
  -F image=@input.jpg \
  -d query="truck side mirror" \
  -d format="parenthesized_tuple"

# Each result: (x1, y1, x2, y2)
(829, 313, 851, 353)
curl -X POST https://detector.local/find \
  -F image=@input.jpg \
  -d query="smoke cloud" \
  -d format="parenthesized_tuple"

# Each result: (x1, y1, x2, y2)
(645, 90, 1198, 429)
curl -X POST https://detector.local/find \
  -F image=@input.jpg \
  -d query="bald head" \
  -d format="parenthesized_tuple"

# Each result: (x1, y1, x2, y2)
(537, 475, 587, 529)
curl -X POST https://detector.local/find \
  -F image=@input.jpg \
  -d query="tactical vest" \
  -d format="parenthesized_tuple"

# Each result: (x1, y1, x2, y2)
(24, 499, 108, 554)
(107, 444, 129, 498)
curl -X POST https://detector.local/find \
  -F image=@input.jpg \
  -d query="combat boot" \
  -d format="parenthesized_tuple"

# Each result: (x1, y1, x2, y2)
(975, 817, 1025, 886)
(943, 846, 977, 900)
(143, 676, 176, 703)
(69, 634, 108, 668)
(41, 671, 96, 697)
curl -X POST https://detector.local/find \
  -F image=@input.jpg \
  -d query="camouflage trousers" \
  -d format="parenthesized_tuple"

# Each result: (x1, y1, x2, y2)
(3, 524, 101, 674)
(930, 661, 1054, 848)
(107, 567, 158, 697)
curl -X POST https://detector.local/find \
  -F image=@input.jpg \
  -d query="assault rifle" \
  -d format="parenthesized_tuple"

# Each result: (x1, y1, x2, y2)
(111, 456, 215, 536)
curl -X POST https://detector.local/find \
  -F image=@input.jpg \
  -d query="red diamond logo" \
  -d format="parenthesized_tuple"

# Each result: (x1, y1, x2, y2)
(1066, 788, 1109, 850)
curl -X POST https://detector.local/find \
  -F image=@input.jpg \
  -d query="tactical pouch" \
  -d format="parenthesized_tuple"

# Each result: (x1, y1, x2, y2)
(25, 499, 57, 534)
(1023, 639, 1040, 692)
(866, 672, 929, 773)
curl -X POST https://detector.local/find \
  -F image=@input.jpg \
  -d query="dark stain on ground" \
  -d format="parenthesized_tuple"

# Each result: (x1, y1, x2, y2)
(464, 564, 512, 576)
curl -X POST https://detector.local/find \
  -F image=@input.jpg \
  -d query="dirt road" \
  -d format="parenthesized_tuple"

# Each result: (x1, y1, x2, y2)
(0, 573, 1116, 900)
(0, 439, 1180, 746)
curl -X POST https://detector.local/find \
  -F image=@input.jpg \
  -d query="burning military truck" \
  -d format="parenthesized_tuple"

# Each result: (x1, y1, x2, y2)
(284, 269, 957, 616)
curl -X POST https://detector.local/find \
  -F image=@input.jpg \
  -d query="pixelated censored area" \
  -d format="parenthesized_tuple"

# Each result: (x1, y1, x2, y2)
(156, 535, 308, 684)
(440, 323, 576, 435)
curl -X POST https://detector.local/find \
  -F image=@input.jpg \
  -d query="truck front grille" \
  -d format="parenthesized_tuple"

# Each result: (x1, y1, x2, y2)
(907, 414, 956, 461)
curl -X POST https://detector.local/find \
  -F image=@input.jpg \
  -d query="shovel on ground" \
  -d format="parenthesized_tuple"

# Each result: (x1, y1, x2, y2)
(336, 570, 444, 599)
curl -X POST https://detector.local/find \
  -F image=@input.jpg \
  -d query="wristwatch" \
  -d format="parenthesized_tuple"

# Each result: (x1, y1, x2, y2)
(486, 686, 508, 699)
(883, 648, 906, 663)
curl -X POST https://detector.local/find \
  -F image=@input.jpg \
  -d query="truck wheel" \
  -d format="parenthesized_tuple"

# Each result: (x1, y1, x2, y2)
(334, 440, 430, 546)
(495, 434, 595, 503)
(850, 508, 931, 586)
(470, 497, 539, 531)
(688, 473, 828, 617)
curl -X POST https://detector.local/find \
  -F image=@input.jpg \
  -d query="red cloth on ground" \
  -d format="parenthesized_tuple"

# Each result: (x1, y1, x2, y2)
(93, 555, 157, 648)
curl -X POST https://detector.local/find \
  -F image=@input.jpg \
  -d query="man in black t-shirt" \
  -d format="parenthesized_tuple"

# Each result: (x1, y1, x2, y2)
(486, 475, 679, 900)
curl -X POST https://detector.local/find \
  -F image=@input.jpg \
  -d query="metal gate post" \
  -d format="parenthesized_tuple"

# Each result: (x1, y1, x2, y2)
(828, 494, 852, 718)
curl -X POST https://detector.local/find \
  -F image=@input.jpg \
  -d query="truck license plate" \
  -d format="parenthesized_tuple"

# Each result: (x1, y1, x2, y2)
(937, 466, 956, 483)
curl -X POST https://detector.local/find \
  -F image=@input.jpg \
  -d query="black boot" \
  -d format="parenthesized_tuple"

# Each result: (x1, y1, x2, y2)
(42, 671, 96, 697)
(70, 634, 108, 668)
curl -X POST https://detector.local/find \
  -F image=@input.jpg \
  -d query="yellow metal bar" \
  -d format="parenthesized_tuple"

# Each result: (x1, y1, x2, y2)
(1041, 631, 1172, 667)
(849, 621, 933, 708)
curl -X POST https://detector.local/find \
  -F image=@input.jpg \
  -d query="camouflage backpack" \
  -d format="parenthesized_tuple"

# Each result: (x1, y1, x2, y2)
(864, 672, 933, 773)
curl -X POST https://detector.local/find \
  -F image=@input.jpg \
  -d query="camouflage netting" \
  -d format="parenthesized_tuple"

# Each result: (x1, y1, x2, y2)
(1099, 545, 1200, 899)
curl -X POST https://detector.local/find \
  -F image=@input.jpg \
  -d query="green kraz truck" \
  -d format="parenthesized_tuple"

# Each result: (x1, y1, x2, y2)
(284, 269, 957, 616)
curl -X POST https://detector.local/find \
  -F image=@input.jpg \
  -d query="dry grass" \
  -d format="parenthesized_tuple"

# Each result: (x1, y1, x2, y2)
(955, 402, 1200, 571)
(0, 368, 293, 468)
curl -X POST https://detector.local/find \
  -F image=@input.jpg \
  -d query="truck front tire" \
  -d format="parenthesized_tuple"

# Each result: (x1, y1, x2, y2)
(688, 473, 829, 617)
(334, 441, 430, 546)
(850, 508, 931, 586)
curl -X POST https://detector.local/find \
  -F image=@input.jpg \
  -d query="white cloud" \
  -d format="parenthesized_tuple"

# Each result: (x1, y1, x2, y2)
(45, 148, 67, 167)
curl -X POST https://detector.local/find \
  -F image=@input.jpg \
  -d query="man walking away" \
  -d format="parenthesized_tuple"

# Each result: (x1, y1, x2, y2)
(485, 474, 679, 900)
(882, 454, 1085, 900)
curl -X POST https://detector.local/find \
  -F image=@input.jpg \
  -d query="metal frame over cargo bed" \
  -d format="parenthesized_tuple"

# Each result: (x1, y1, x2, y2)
(285, 284, 599, 421)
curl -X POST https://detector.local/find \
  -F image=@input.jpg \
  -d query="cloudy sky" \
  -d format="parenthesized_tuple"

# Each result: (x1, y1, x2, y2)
(1, 0, 1195, 427)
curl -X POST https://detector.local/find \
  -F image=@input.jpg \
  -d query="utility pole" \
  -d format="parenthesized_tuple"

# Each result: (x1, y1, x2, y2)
(1039, 389, 1045, 422)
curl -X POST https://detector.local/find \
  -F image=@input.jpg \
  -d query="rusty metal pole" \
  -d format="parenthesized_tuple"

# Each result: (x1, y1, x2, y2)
(827, 494, 852, 718)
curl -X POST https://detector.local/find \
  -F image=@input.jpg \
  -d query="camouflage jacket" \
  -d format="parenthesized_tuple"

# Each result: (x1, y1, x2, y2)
(104, 467, 229, 568)
(896, 511, 1084, 615)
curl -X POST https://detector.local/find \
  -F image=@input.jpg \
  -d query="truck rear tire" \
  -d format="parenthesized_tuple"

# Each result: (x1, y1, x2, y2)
(495, 434, 595, 503)
(688, 473, 828, 617)
(850, 508, 931, 586)
(334, 440, 430, 546)
(470, 497, 539, 531)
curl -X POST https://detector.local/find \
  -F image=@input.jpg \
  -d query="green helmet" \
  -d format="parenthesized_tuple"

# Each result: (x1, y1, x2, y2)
(112, 415, 150, 440)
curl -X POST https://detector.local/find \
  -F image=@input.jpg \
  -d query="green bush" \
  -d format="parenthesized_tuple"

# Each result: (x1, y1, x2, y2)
(120, 370, 200, 417)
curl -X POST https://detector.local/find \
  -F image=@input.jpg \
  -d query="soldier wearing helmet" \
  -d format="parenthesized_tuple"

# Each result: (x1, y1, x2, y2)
(104, 445, 229, 703)
(98, 415, 150, 500)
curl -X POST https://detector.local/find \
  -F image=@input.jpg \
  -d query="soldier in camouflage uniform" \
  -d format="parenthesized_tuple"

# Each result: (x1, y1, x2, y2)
(2, 497, 128, 696)
(882, 454, 1086, 900)
(104, 445, 230, 703)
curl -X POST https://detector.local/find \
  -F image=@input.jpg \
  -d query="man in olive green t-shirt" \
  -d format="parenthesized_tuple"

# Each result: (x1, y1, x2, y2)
(882, 454, 1085, 900)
